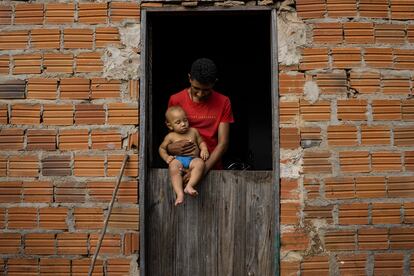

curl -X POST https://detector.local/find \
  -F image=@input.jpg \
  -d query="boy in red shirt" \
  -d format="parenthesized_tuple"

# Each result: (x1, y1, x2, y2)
(167, 58, 234, 175)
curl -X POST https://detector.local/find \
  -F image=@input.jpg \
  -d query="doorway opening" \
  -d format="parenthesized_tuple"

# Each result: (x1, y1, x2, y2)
(149, 10, 273, 170)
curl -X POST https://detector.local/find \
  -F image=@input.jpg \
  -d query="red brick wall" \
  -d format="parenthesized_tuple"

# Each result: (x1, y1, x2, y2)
(281, 0, 414, 275)
(0, 2, 140, 275)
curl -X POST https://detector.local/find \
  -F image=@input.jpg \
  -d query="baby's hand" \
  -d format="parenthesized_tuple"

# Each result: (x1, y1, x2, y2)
(200, 149, 209, 161)
(166, 155, 175, 164)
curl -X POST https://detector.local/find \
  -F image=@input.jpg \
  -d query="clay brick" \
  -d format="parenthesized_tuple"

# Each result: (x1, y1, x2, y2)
(45, 3, 74, 24)
(0, 181, 22, 203)
(304, 205, 333, 223)
(296, 0, 326, 19)
(303, 178, 320, 199)
(31, 29, 60, 49)
(0, 80, 26, 100)
(96, 27, 120, 48)
(388, 176, 414, 198)
(279, 73, 305, 95)
(332, 48, 361, 68)
(391, 0, 414, 19)
(25, 233, 55, 255)
(327, 125, 357, 146)
(107, 259, 131, 275)
(375, 24, 406, 44)
(0, 208, 4, 229)
(59, 129, 89, 150)
(325, 230, 355, 251)
(111, 2, 140, 22)
(129, 79, 139, 100)
(8, 259, 37, 275)
(394, 49, 414, 69)
(372, 99, 402, 121)
(316, 71, 347, 94)
(361, 125, 390, 145)
(72, 258, 104, 276)
(406, 151, 414, 171)
(23, 181, 53, 203)
(15, 4, 43, 25)
(358, 228, 388, 250)
(11, 104, 41, 125)
(9, 155, 39, 177)
(301, 256, 329, 275)
(281, 178, 299, 200)
(359, 0, 388, 18)
(408, 25, 414, 43)
(12, 54, 42, 74)
(325, 177, 354, 199)
(301, 127, 321, 140)
(8, 207, 37, 229)
(64, 29, 93, 49)
(79, 3, 108, 24)
(60, 78, 90, 100)
(39, 207, 67, 230)
(91, 129, 122, 150)
(281, 260, 300, 276)
(394, 127, 414, 146)
(281, 202, 300, 225)
(364, 48, 393, 69)
(108, 103, 139, 125)
(402, 100, 414, 121)
(404, 202, 414, 223)
(76, 52, 103, 73)
(339, 203, 369, 225)
(123, 232, 139, 255)
(128, 130, 139, 150)
(372, 203, 401, 224)
(337, 99, 367, 121)
(43, 104, 73, 125)
(0, 128, 24, 150)
(42, 155, 71, 176)
(281, 231, 309, 251)
(326, 0, 357, 17)
(27, 129, 56, 151)
(75, 104, 105, 125)
(312, 22, 343, 44)
(107, 154, 139, 177)
(280, 128, 300, 149)
(343, 22, 374, 44)
(56, 233, 88, 255)
(55, 182, 86, 203)
(109, 208, 139, 230)
(0, 5, 12, 25)
(389, 228, 414, 249)
(39, 258, 70, 275)
(43, 53, 73, 73)
(90, 233, 121, 254)
(303, 151, 331, 173)
(350, 71, 381, 94)
(300, 100, 331, 121)
(0, 55, 9, 74)
(355, 176, 386, 198)
(0, 31, 28, 50)
(74, 155, 105, 176)
(371, 151, 402, 172)
(338, 254, 368, 275)
(91, 78, 121, 99)
(0, 156, 6, 176)
(339, 151, 370, 173)
(0, 233, 21, 254)
(0, 104, 7, 124)
(280, 101, 299, 123)
(27, 78, 57, 99)
(382, 74, 410, 95)
(87, 180, 138, 203)
(74, 208, 103, 229)
(299, 48, 329, 70)
(374, 253, 404, 275)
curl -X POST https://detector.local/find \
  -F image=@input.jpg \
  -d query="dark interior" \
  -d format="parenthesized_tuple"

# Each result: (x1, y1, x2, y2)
(149, 10, 272, 170)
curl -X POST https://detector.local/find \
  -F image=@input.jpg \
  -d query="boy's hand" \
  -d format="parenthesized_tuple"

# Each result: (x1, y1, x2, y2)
(167, 140, 196, 156)
(166, 156, 175, 164)
(200, 149, 209, 161)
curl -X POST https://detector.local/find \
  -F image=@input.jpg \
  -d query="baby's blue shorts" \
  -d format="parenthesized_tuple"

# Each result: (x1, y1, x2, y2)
(175, 156, 194, 169)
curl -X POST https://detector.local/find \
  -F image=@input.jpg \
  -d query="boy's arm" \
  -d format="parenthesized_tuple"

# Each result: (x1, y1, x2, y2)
(159, 135, 174, 164)
(204, 122, 229, 174)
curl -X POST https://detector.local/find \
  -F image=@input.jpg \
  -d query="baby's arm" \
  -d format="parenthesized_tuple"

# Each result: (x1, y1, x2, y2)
(194, 129, 209, 161)
(159, 135, 175, 164)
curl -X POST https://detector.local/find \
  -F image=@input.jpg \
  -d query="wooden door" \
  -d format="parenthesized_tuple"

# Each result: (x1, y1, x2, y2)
(145, 169, 275, 276)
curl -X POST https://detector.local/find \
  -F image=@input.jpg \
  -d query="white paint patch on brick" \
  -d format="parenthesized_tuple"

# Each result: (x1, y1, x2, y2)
(304, 80, 320, 104)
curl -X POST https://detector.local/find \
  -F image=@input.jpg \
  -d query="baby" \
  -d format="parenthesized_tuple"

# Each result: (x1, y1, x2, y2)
(159, 106, 209, 206)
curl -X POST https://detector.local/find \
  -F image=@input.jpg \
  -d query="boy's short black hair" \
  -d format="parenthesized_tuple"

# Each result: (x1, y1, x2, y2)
(190, 58, 217, 85)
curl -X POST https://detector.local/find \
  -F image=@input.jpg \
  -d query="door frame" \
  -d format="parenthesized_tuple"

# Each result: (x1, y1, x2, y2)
(139, 7, 279, 276)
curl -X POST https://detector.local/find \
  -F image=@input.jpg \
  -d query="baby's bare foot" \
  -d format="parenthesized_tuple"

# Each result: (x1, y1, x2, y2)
(184, 186, 198, 197)
(175, 194, 184, 206)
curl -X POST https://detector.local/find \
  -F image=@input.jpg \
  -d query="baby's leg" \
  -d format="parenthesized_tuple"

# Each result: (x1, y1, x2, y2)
(184, 158, 205, 197)
(169, 159, 184, 206)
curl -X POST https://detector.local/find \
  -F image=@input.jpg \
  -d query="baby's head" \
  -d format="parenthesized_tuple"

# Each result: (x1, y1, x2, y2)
(165, 106, 189, 134)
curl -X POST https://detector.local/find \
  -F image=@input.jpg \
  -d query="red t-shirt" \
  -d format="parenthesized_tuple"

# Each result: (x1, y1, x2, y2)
(168, 88, 234, 154)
